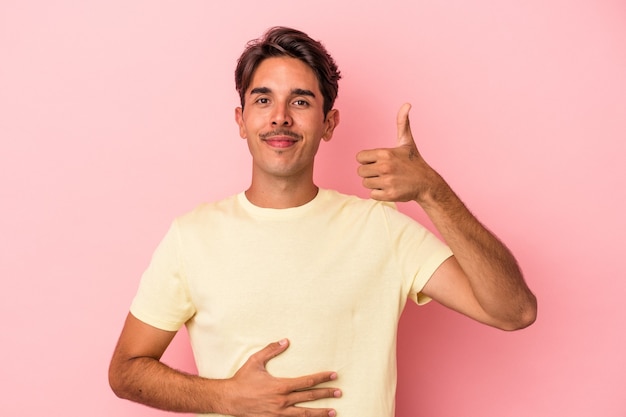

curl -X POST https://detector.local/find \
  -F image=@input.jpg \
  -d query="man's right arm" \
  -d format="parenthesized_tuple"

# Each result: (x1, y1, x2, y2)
(108, 313, 341, 417)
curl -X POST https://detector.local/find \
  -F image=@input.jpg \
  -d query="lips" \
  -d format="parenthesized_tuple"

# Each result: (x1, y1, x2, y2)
(260, 130, 302, 149)
(263, 136, 298, 148)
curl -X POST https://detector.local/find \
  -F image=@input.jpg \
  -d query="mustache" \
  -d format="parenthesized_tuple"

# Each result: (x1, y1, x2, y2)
(259, 130, 303, 141)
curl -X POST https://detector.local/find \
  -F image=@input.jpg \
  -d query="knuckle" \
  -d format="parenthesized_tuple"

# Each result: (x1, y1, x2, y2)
(380, 149, 393, 158)
(377, 161, 390, 174)
(305, 377, 316, 387)
(276, 380, 290, 393)
(270, 394, 289, 410)
(279, 397, 290, 409)
(304, 389, 317, 401)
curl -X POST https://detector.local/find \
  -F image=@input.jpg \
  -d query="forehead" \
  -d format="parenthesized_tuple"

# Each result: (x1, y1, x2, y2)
(248, 57, 320, 94)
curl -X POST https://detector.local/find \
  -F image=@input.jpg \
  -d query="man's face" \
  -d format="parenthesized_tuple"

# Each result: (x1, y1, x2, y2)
(235, 56, 339, 182)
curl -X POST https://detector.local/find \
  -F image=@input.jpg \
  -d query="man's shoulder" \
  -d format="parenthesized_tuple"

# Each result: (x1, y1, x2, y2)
(320, 188, 397, 212)
(175, 193, 242, 225)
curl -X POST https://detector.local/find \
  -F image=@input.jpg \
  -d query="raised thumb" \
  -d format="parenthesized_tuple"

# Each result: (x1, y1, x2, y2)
(396, 103, 414, 147)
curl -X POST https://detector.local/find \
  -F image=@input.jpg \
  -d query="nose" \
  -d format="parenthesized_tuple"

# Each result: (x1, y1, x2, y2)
(271, 102, 292, 127)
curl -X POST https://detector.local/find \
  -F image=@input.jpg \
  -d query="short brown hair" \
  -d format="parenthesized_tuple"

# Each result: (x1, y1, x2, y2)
(235, 27, 341, 116)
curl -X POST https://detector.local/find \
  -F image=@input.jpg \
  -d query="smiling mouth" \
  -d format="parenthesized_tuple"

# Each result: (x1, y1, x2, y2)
(260, 130, 303, 148)
(264, 138, 297, 148)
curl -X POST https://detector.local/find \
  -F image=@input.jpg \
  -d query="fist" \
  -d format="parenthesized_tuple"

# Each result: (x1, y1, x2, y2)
(356, 103, 439, 202)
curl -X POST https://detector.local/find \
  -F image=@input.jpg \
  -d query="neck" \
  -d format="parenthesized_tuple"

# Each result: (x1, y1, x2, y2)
(245, 178, 319, 209)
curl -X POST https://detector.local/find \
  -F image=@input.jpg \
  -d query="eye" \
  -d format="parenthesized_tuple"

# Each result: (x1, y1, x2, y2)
(255, 97, 270, 105)
(293, 99, 309, 107)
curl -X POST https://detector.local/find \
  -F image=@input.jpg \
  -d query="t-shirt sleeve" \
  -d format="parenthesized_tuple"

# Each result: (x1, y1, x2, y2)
(130, 220, 196, 331)
(407, 233, 453, 305)
(383, 204, 453, 306)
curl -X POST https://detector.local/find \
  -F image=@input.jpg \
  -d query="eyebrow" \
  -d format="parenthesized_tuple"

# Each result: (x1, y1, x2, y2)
(249, 87, 271, 95)
(292, 88, 316, 98)
(249, 87, 316, 98)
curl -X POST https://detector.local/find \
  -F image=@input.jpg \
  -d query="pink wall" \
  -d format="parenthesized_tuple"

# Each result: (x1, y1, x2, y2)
(1, 1, 625, 416)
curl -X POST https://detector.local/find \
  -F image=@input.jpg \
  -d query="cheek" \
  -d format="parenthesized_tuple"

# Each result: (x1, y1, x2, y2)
(238, 117, 261, 140)
(240, 112, 270, 138)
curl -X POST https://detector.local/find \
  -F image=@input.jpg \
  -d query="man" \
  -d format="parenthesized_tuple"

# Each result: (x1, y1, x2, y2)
(109, 26, 536, 417)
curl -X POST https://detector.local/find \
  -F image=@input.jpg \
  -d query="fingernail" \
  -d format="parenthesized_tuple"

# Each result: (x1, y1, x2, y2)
(328, 410, 336, 417)
(278, 338, 288, 346)
(330, 372, 338, 380)
(334, 389, 342, 398)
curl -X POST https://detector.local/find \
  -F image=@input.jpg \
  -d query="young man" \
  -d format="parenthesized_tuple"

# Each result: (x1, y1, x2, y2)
(109, 27, 536, 417)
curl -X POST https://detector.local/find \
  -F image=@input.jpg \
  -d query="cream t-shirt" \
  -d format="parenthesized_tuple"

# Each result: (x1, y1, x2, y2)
(131, 189, 452, 416)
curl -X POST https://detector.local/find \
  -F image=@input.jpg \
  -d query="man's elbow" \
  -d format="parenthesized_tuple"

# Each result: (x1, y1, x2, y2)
(498, 294, 538, 331)
(108, 368, 124, 399)
(108, 360, 132, 400)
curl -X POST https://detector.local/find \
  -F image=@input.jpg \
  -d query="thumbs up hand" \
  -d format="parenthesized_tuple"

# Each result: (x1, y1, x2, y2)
(356, 103, 443, 203)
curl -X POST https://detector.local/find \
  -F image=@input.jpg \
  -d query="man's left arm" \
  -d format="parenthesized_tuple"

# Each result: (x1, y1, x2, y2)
(356, 103, 537, 330)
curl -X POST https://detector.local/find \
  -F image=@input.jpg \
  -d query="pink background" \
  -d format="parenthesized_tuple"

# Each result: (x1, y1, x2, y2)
(1, 1, 625, 416)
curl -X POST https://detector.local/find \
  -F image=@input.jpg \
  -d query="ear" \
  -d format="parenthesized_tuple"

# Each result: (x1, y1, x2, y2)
(235, 107, 247, 139)
(322, 109, 340, 142)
